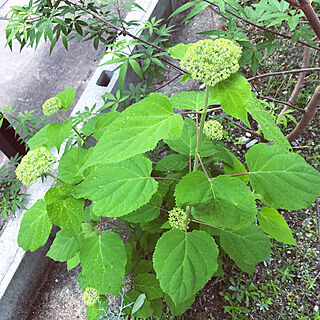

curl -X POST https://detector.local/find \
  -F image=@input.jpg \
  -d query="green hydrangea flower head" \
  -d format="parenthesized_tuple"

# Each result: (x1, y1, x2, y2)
(204, 120, 224, 140)
(82, 287, 100, 306)
(15, 147, 56, 186)
(180, 38, 242, 87)
(168, 207, 189, 231)
(42, 97, 62, 116)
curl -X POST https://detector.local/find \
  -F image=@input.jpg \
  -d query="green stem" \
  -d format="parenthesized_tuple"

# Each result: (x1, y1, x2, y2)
(46, 172, 64, 183)
(194, 86, 210, 171)
(58, 111, 90, 148)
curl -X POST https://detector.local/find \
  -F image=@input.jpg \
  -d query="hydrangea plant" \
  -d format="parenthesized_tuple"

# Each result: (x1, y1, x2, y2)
(16, 38, 320, 320)
(15, 147, 56, 186)
(42, 97, 62, 116)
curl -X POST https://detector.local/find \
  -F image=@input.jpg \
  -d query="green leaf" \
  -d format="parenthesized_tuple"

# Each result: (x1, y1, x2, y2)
(135, 260, 153, 274)
(27, 124, 54, 150)
(45, 184, 84, 235)
(134, 273, 164, 300)
(165, 117, 223, 157)
(93, 112, 120, 140)
(165, 294, 195, 316)
(155, 153, 188, 172)
(175, 171, 213, 208)
(58, 147, 92, 184)
(56, 86, 75, 111)
(170, 91, 219, 111)
(67, 253, 80, 271)
(73, 155, 158, 218)
(153, 229, 218, 305)
(129, 58, 143, 79)
(119, 60, 128, 93)
(246, 143, 320, 210)
(257, 207, 297, 245)
(220, 225, 271, 271)
(121, 193, 162, 223)
(132, 293, 146, 315)
(18, 199, 52, 252)
(124, 290, 153, 318)
(47, 230, 79, 261)
(176, 172, 256, 229)
(168, 43, 192, 60)
(82, 93, 183, 168)
(209, 73, 251, 127)
(223, 151, 249, 184)
(86, 296, 109, 320)
(46, 119, 73, 151)
(246, 96, 290, 150)
(169, 1, 196, 19)
(200, 176, 256, 229)
(80, 232, 126, 295)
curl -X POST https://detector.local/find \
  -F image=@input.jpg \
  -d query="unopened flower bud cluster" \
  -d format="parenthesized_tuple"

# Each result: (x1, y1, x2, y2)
(168, 207, 189, 231)
(180, 38, 242, 87)
(204, 120, 224, 140)
(15, 147, 56, 186)
(82, 287, 100, 306)
(42, 97, 62, 116)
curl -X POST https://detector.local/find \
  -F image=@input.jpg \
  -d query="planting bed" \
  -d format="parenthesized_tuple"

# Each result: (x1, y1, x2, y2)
(1, 1, 320, 319)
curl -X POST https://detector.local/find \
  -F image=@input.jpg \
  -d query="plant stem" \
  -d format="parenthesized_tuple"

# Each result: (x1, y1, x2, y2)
(185, 206, 190, 234)
(58, 111, 90, 148)
(192, 219, 225, 231)
(46, 172, 64, 183)
(197, 153, 210, 180)
(153, 176, 181, 182)
(194, 86, 210, 171)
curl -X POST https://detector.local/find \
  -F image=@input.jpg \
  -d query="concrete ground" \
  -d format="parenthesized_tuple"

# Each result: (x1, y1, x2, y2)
(0, 0, 105, 167)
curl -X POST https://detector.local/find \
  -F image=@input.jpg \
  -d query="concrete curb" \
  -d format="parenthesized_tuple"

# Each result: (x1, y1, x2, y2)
(0, 0, 181, 318)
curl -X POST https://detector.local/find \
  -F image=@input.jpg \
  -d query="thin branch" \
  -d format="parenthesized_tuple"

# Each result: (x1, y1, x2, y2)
(209, 172, 249, 181)
(228, 172, 250, 177)
(204, 0, 320, 51)
(185, 206, 190, 234)
(155, 74, 181, 92)
(177, 106, 221, 115)
(257, 95, 305, 112)
(297, 0, 320, 41)
(232, 122, 264, 138)
(279, 46, 311, 117)
(248, 67, 320, 82)
(197, 153, 210, 179)
(152, 176, 181, 182)
(192, 219, 225, 231)
(287, 84, 320, 141)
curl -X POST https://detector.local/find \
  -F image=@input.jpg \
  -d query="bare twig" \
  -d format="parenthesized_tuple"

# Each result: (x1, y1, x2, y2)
(204, 0, 320, 51)
(248, 67, 320, 82)
(155, 74, 181, 92)
(287, 85, 320, 141)
(232, 122, 264, 138)
(257, 95, 305, 112)
(192, 219, 224, 230)
(197, 153, 210, 179)
(297, 0, 320, 41)
(279, 46, 311, 117)
(178, 106, 222, 115)
(152, 176, 181, 182)
(185, 206, 190, 234)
